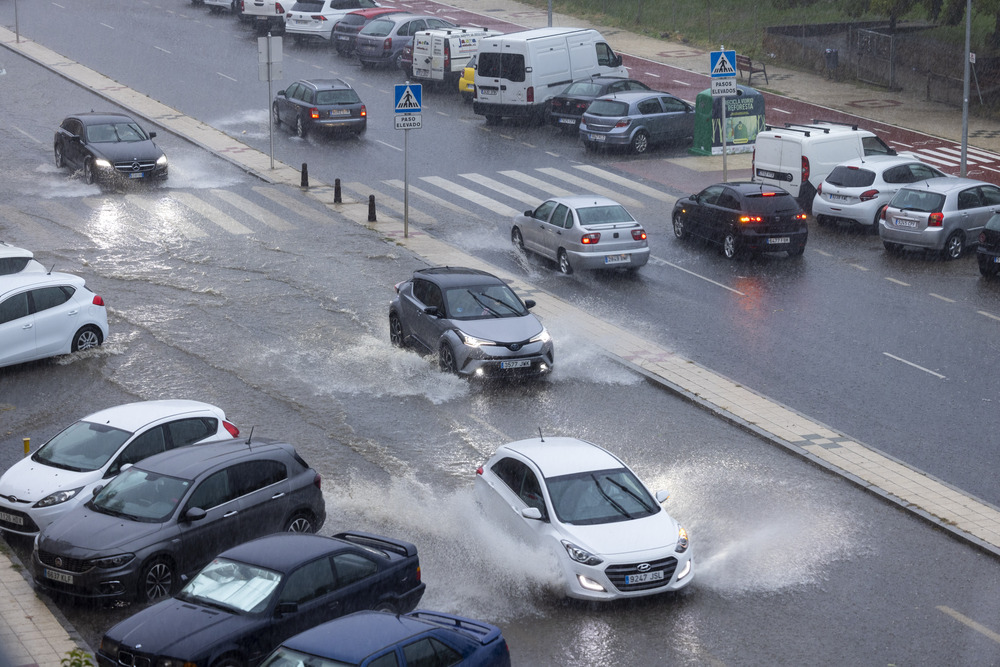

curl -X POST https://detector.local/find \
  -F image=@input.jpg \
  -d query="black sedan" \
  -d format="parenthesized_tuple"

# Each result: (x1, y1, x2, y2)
(672, 182, 809, 259)
(95, 532, 426, 667)
(54, 112, 167, 185)
(272, 79, 367, 138)
(549, 77, 651, 131)
(977, 212, 1000, 277)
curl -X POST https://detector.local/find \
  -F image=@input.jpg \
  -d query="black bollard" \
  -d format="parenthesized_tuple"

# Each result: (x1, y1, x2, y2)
(301, 163, 309, 188)
(334, 178, 342, 204)
(368, 194, 376, 222)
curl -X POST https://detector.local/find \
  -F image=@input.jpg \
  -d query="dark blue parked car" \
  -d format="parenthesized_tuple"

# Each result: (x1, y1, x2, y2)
(260, 609, 511, 667)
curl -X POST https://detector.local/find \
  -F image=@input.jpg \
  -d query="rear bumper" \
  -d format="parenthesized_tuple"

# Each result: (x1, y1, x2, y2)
(472, 101, 542, 119)
(568, 246, 649, 271)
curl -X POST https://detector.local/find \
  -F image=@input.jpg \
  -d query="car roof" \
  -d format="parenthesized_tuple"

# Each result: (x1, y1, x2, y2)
(282, 611, 439, 662)
(345, 7, 404, 18)
(80, 399, 224, 433)
(721, 181, 793, 196)
(67, 112, 139, 125)
(135, 438, 293, 480)
(0, 242, 32, 260)
(544, 195, 625, 208)
(0, 271, 86, 296)
(297, 78, 352, 91)
(498, 437, 626, 477)
(832, 155, 934, 171)
(219, 533, 351, 572)
(595, 90, 671, 102)
(898, 176, 988, 193)
(412, 266, 505, 288)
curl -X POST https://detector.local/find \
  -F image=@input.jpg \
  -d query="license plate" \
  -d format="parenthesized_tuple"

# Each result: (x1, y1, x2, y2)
(500, 360, 530, 369)
(558, 118, 576, 125)
(480, 88, 497, 95)
(589, 133, 606, 142)
(128, 172, 145, 179)
(829, 194, 850, 202)
(625, 570, 664, 585)
(994, 256, 1000, 263)
(294, 18, 308, 24)
(0, 511, 23, 526)
(757, 169, 777, 179)
(766, 237, 790, 244)
(604, 254, 629, 264)
(894, 219, 918, 228)
(44, 568, 74, 585)
(328, 109, 350, 116)
(337, 35, 350, 41)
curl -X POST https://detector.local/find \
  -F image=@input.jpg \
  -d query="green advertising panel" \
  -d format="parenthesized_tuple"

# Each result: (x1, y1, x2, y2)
(690, 85, 765, 156)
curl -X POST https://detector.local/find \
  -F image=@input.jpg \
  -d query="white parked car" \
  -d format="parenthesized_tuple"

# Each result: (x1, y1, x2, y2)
(813, 156, 946, 231)
(0, 242, 46, 276)
(474, 437, 693, 600)
(284, 0, 382, 43)
(0, 400, 239, 536)
(0, 271, 108, 368)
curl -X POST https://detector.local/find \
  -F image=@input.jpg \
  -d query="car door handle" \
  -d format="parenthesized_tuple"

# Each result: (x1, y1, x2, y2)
(22, 323, 33, 330)
(224, 510, 239, 518)
(271, 492, 285, 500)
(67, 310, 79, 316)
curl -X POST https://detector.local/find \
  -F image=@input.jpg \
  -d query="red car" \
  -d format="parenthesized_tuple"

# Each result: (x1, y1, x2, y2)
(331, 6, 404, 56)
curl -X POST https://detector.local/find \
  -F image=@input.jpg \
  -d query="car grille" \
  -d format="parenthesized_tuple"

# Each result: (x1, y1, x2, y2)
(37, 550, 92, 574)
(0, 506, 39, 532)
(605, 556, 678, 592)
(115, 649, 153, 667)
(113, 160, 157, 174)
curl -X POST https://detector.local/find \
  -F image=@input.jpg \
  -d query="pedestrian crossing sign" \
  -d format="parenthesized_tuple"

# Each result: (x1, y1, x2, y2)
(710, 50, 736, 78)
(394, 84, 422, 113)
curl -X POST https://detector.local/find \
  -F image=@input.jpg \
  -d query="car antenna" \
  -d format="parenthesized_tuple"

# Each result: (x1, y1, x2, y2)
(538, 427, 544, 442)
(246, 425, 255, 446)
(47, 264, 55, 275)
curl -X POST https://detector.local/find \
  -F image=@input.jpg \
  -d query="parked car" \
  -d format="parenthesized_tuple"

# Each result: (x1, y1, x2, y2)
(549, 77, 651, 131)
(672, 182, 809, 259)
(509, 195, 649, 274)
(32, 437, 326, 603)
(474, 437, 693, 601)
(388, 266, 553, 379)
(459, 53, 476, 101)
(332, 6, 404, 56)
(879, 176, 1000, 259)
(813, 156, 946, 231)
(354, 14, 455, 69)
(0, 271, 108, 368)
(0, 400, 239, 536)
(95, 532, 425, 667)
(272, 79, 367, 138)
(0, 242, 45, 275)
(259, 609, 511, 667)
(284, 0, 383, 44)
(579, 91, 694, 154)
(977, 213, 1000, 277)
(54, 112, 167, 186)
(203, 0, 240, 13)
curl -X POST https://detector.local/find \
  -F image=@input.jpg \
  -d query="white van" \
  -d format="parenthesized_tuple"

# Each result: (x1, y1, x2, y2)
(752, 120, 899, 210)
(411, 27, 501, 86)
(472, 27, 627, 124)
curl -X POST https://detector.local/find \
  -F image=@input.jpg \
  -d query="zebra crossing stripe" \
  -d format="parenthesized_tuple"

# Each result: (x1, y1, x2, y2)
(535, 168, 643, 208)
(125, 194, 208, 239)
(253, 186, 333, 225)
(171, 192, 252, 235)
(382, 179, 471, 216)
(420, 176, 521, 218)
(499, 170, 574, 197)
(459, 173, 543, 208)
(210, 190, 296, 231)
(342, 182, 437, 225)
(573, 165, 677, 204)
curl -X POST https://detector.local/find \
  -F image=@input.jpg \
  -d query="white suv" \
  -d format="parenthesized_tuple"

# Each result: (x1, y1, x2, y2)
(285, 0, 382, 43)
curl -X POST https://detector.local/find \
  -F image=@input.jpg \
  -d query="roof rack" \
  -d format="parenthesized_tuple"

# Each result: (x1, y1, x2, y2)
(811, 118, 860, 131)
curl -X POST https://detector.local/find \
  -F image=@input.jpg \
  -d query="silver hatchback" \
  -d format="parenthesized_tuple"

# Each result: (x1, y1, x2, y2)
(579, 91, 694, 154)
(879, 177, 1000, 259)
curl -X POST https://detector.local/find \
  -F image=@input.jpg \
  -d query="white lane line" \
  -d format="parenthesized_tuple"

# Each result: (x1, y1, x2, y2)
(850, 263, 868, 271)
(650, 257, 746, 295)
(979, 310, 1000, 322)
(771, 107, 792, 114)
(374, 139, 402, 152)
(155, 46, 171, 54)
(217, 72, 237, 82)
(672, 79, 690, 86)
(886, 277, 910, 286)
(930, 293, 955, 303)
(100, 23, 115, 30)
(15, 127, 39, 142)
(643, 72, 661, 78)
(883, 353, 946, 379)
(938, 606, 1000, 644)
(813, 249, 833, 257)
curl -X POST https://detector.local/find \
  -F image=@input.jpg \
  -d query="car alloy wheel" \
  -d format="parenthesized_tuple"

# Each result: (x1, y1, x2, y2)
(722, 232, 740, 259)
(439, 344, 458, 374)
(285, 512, 314, 533)
(83, 159, 96, 185)
(558, 249, 573, 275)
(54, 143, 65, 168)
(630, 131, 649, 154)
(388, 313, 406, 347)
(296, 115, 307, 138)
(71, 326, 101, 352)
(672, 213, 687, 240)
(942, 231, 964, 260)
(139, 558, 175, 603)
(272, 103, 281, 127)
(511, 227, 525, 251)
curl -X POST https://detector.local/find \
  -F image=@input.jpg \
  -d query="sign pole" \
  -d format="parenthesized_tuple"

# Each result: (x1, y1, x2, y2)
(267, 34, 274, 170)
(721, 95, 728, 182)
(393, 82, 422, 239)
(404, 127, 409, 238)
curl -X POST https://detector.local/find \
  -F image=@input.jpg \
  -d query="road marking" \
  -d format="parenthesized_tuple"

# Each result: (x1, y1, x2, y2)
(979, 310, 1000, 322)
(500, 170, 574, 198)
(649, 257, 746, 295)
(673, 79, 691, 86)
(253, 186, 333, 225)
(814, 249, 833, 257)
(217, 72, 237, 82)
(642, 72, 660, 77)
(883, 352, 946, 379)
(536, 167, 643, 208)
(771, 107, 792, 114)
(155, 46, 171, 54)
(171, 192, 252, 235)
(930, 293, 955, 303)
(373, 139, 403, 152)
(460, 173, 542, 208)
(342, 182, 437, 225)
(421, 176, 521, 218)
(210, 190, 295, 231)
(886, 277, 910, 286)
(574, 165, 677, 203)
(125, 194, 207, 239)
(850, 263, 868, 271)
(383, 179, 470, 216)
(937, 606, 1000, 644)
(100, 23, 115, 30)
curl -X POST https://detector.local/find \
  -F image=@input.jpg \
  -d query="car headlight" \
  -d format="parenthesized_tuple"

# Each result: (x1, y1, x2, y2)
(94, 158, 112, 168)
(99, 637, 120, 658)
(457, 330, 496, 347)
(156, 155, 168, 166)
(675, 525, 689, 554)
(34, 487, 83, 508)
(87, 553, 135, 569)
(562, 539, 603, 566)
(529, 328, 550, 344)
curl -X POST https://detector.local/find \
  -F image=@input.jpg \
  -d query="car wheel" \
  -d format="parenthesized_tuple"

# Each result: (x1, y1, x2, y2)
(511, 227, 525, 251)
(979, 258, 995, 277)
(672, 213, 687, 240)
(942, 231, 964, 260)
(71, 325, 103, 352)
(557, 249, 573, 275)
(582, 140, 597, 153)
(272, 103, 281, 127)
(295, 115, 307, 138)
(872, 207, 886, 234)
(439, 343, 458, 374)
(54, 143, 65, 169)
(284, 511, 316, 533)
(722, 232, 740, 260)
(630, 130, 649, 155)
(372, 600, 397, 613)
(484, 114, 501, 125)
(138, 558, 175, 603)
(83, 159, 96, 185)
(394, 51, 404, 70)
(389, 312, 407, 348)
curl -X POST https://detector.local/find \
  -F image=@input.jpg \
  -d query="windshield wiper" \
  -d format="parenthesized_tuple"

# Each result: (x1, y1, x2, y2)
(602, 476, 654, 513)
(590, 474, 632, 519)
(467, 291, 502, 317)
(471, 291, 519, 315)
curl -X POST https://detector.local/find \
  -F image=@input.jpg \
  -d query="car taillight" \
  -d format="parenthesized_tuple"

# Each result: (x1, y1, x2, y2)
(794, 213, 808, 221)
(581, 233, 600, 244)
(801, 156, 810, 182)
(383, 37, 392, 51)
(416, 565, 421, 582)
(880, 207, 888, 220)
(444, 42, 450, 69)
(575, 102, 588, 110)
(579, 118, 586, 128)
(527, 87, 534, 103)
(275, 2, 284, 13)
(816, 182, 823, 195)
(615, 118, 631, 128)
(476, 466, 484, 475)
(739, 215, 764, 223)
(223, 421, 240, 437)
(310, 14, 326, 20)
(309, 107, 319, 119)
(928, 212, 944, 227)
(859, 189, 879, 202)
(632, 229, 647, 241)
(92, 295, 105, 306)
(359, 104, 367, 118)
(313, 472, 322, 489)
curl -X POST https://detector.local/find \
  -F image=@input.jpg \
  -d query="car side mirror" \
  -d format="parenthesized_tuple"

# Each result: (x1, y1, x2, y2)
(91, 485, 104, 498)
(149, 131, 157, 138)
(655, 490, 670, 504)
(277, 89, 286, 97)
(184, 507, 207, 522)
(423, 306, 440, 317)
(524, 299, 536, 309)
(275, 601, 298, 617)
(524, 209, 533, 217)
(521, 507, 542, 520)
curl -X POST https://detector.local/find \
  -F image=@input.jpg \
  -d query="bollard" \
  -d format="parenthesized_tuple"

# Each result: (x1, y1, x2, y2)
(23, 437, 29, 457)
(334, 178, 342, 204)
(301, 163, 309, 188)
(368, 195, 377, 222)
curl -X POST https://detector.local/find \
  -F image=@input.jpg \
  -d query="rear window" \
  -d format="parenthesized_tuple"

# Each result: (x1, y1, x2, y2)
(889, 188, 945, 213)
(563, 81, 603, 97)
(477, 52, 525, 82)
(360, 18, 393, 36)
(577, 205, 635, 225)
(338, 14, 365, 26)
(586, 99, 629, 117)
(744, 192, 800, 214)
(290, 1, 323, 10)
(0, 257, 30, 275)
(826, 166, 876, 188)
(316, 89, 360, 105)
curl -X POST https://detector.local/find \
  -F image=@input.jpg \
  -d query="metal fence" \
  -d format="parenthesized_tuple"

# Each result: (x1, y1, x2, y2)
(854, 28, 896, 89)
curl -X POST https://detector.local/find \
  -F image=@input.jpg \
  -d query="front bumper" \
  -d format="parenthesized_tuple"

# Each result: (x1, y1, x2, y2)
(454, 341, 555, 378)
(32, 548, 140, 600)
(562, 551, 694, 601)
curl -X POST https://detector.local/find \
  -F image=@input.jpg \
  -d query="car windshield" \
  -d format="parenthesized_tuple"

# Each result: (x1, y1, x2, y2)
(91, 467, 190, 522)
(32, 421, 132, 472)
(563, 81, 604, 97)
(547, 468, 660, 526)
(826, 166, 876, 188)
(316, 89, 360, 105)
(576, 204, 635, 225)
(360, 18, 393, 36)
(586, 99, 630, 117)
(986, 214, 1000, 231)
(179, 557, 282, 614)
(444, 284, 526, 320)
(261, 647, 350, 667)
(85, 122, 147, 143)
(889, 188, 946, 213)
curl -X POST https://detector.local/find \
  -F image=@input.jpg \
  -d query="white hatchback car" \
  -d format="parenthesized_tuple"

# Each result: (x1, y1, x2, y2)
(284, 0, 382, 43)
(474, 437, 693, 600)
(0, 242, 46, 276)
(0, 400, 239, 536)
(0, 271, 108, 368)
(812, 156, 945, 231)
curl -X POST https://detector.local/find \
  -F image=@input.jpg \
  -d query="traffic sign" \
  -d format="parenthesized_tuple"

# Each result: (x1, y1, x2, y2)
(395, 114, 422, 130)
(711, 78, 737, 97)
(394, 84, 422, 113)
(710, 50, 736, 78)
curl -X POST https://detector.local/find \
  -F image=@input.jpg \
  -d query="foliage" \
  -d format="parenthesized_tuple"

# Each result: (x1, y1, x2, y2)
(61, 648, 95, 667)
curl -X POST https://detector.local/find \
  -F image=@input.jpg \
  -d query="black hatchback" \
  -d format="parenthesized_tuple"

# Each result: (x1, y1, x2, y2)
(549, 77, 651, 131)
(672, 182, 809, 259)
(977, 213, 1000, 277)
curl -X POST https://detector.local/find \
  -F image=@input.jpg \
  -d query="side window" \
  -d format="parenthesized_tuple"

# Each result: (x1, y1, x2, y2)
(412, 20, 427, 33)
(909, 165, 940, 181)
(490, 457, 524, 492)
(231, 460, 287, 498)
(367, 652, 400, 667)
(285, 83, 301, 100)
(490, 458, 546, 518)
(279, 557, 337, 604)
(595, 42, 614, 67)
(637, 99, 662, 115)
(109, 427, 167, 475)
(165, 417, 218, 449)
(548, 204, 570, 229)
(332, 552, 378, 587)
(979, 185, 1000, 206)
(698, 185, 725, 206)
(519, 469, 546, 515)
(424, 283, 444, 311)
(300, 88, 315, 104)
(660, 96, 686, 113)
(0, 292, 30, 325)
(882, 165, 907, 184)
(185, 469, 235, 512)
(532, 200, 558, 222)
(30, 286, 72, 314)
(402, 637, 462, 667)
(411, 278, 430, 304)
(957, 188, 983, 210)
(717, 192, 741, 210)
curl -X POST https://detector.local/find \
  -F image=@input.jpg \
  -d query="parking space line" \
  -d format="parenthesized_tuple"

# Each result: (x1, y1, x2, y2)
(937, 606, 1000, 644)
(979, 310, 1000, 322)
(886, 277, 910, 286)
(930, 293, 955, 303)
(883, 352, 946, 379)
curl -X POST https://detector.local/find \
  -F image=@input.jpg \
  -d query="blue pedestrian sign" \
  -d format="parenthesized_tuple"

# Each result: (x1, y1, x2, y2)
(710, 50, 737, 78)
(394, 84, 422, 113)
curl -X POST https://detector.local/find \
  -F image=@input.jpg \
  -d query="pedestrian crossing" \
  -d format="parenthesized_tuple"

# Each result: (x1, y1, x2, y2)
(908, 143, 1000, 175)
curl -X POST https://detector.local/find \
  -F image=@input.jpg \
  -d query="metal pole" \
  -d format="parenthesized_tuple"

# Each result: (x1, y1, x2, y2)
(404, 127, 409, 238)
(14, 0, 19, 43)
(548, 0, 552, 27)
(268, 33, 275, 170)
(721, 95, 728, 183)
(961, 0, 971, 177)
